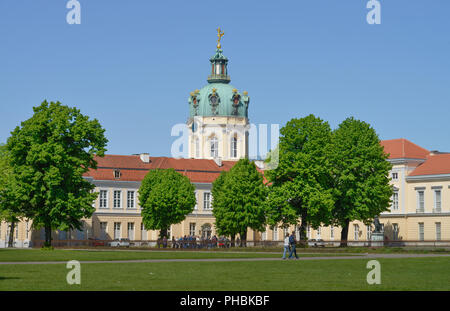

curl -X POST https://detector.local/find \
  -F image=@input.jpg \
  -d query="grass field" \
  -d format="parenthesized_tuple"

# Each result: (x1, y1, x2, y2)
(0, 257, 449, 291)
(0, 249, 360, 262)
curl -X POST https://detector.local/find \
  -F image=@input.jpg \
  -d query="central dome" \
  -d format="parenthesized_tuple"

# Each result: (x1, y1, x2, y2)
(188, 48, 250, 119)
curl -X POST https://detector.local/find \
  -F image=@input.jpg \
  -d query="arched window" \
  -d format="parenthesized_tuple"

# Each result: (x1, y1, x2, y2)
(210, 136, 218, 158)
(231, 136, 238, 158)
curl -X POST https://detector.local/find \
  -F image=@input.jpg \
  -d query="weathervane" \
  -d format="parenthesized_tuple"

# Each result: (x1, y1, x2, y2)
(216, 27, 224, 49)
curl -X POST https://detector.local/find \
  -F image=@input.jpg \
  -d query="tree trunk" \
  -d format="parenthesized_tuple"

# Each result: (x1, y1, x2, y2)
(240, 231, 247, 247)
(340, 219, 350, 247)
(44, 224, 52, 247)
(7, 222, 15, 248)
(231, 234, 235, 247)
(160, 228, 168, 239)
(299, 208, 308, 246)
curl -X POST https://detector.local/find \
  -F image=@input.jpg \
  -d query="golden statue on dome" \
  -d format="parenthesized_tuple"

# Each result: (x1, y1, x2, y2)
(217, 27, 224, 49)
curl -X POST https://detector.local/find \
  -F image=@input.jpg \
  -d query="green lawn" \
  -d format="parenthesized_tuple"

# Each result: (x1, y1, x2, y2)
(0, 249, 358, 262)
(0, 257, 448, 291)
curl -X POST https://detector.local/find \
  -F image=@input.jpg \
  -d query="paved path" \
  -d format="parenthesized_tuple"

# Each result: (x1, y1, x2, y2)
(0, 253, 449, 265)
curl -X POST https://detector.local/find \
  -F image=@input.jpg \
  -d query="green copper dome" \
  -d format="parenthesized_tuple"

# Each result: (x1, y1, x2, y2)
(188, 48, 250, 118)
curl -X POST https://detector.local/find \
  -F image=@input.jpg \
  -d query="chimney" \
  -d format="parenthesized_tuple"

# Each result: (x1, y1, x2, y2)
(214, 157, 222, 167)
(140, 153, 150, 163)
(254, 160, 266, 170)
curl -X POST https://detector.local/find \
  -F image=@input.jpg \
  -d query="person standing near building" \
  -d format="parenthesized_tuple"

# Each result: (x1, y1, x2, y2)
(288, 231, 299, 259)
(282, 233, 290, 260)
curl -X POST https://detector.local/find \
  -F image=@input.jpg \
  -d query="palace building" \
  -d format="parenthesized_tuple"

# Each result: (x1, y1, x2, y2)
(1, 32, 449, 248)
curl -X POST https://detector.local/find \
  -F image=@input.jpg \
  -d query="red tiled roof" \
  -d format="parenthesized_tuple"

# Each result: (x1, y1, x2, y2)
(380, 139, 429, 159)
(84, 155, 237, 183)
(409, 154, 450, 176)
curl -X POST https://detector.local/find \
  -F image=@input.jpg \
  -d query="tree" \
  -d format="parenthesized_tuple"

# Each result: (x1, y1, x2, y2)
(265, 115, 335, 243)
(330, 117, 392, 247)
(6, 101, 108, 247)
(0, 144, 24, 247)
(212, 158, 267, 247)
(139, 168, 196, 238)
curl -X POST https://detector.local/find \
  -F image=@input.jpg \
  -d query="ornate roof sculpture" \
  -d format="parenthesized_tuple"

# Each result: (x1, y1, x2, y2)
(188, 28, 250, 118)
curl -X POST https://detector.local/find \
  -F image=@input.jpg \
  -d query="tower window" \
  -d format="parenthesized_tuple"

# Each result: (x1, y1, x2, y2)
(231, 136, 238, 158)
(195, 137, 200, 158)
(210, 137, 218, 158)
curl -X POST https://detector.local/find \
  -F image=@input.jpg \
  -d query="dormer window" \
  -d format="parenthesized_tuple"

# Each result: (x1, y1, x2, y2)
(114, 169, 121, 179)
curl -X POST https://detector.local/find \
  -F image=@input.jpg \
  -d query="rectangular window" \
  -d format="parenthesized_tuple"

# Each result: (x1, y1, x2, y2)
(195, 138, 200, 158)
(307, 225, 311, 239)
(99, 190, 108, 208)
(194, 191, 198, 210)
(417, 191, 425, 213)
(167, 226, 172, 239)
(418, 223, 424, 241)
(127, 222, 134, 240)
(330, 225, 334, 240)
(354, 224, 359, 241)
(25, 221, 29, 240)
(392, 172, 398, 180)
(140, 223, 147, 240)
(434, 190, 441, 212)
(231, 137, 238, 158)
(114, 222, 121, 239)
(436, 223, 441, 241)
(273, 227, 278, 241)
(100, 222, 107, 240)
(261, 227, 267, 241)
(317, 227, 321, 239)
(393, 223, 399, 240)
(392, 191, 399, 211)
(367, 225, 372, 240)
(203, 192, 212, 210)
(127, 191, 135, 209)
(113, 190, 122, 209)
(189, 223, 196, 236)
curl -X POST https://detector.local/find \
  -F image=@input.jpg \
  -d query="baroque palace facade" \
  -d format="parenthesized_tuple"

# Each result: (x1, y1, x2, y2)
(1, 34, 449, 247)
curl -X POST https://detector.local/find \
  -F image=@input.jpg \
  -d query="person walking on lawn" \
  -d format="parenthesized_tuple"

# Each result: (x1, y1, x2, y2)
(282, 233, 290, 260)
(288, 231, 299, 259)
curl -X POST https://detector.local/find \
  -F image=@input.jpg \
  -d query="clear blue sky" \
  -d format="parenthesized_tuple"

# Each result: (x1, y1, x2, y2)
(1, 0, 449, 156)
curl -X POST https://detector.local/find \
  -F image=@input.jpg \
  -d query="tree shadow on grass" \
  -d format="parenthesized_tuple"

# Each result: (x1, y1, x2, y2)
(0, 276, 20, 280)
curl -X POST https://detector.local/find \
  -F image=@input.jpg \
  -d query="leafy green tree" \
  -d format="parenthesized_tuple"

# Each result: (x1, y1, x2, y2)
(6, 101, 108, 247)
(210, 171, 238, 244)
(265, 115, 335, 242)
(212, 158, 267, 247)
(139, 168, 196, 238)
(330, 117, 393, 246)
(0, 144, 24, 247)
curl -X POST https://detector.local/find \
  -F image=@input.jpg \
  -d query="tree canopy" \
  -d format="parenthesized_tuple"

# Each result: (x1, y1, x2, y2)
(212, 158, 267, 246)
(139, 168, 196, 238)
(6, 101, 108, 246)
(265, 115, 335, 240)
(329, 117, 393, 246)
